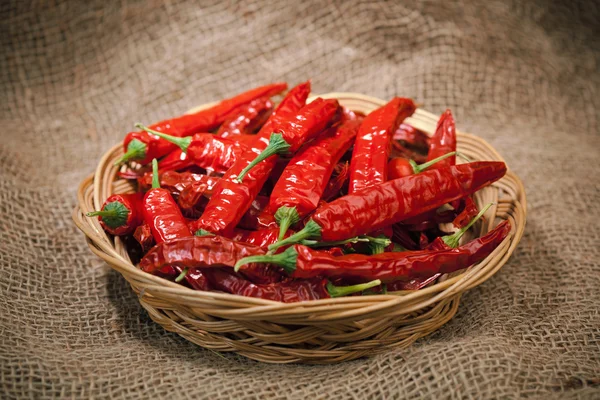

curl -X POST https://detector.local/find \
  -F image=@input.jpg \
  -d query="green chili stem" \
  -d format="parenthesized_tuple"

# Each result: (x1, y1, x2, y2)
(236, 132, 291, 183)
(274, 206, 301, 241)
(134, 123, 192, 153)
(267, 220, 322, 253)
(86, 201, 130, 229)
(175, 268, 189, 282)
(412, 151, 457, 174)
(442, 202, 494, 248)
(151, 159, 160, 189)
(114, 139, 147, 165)
(327, 279, 382, 298)
(87, 210, 117, 218)
(195, 229, 214, 237)
(234, 246, 298, 274)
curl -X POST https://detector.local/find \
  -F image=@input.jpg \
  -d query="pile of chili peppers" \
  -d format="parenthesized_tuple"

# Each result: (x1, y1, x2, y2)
(88, 81, 511, 303)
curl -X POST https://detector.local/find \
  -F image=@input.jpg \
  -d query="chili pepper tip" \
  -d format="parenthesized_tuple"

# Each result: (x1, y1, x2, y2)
(115, 139, 147, 165)
(236, 132, 291, 183)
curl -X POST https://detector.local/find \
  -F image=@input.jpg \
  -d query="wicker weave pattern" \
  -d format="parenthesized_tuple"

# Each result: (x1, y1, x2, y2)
(72, 93, 526, 364)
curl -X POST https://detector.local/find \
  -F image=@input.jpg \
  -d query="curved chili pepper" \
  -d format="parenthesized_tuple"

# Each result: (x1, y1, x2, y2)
(453, 196, 479, 229)
(269, 119, 361, 239)
(203, 269, 381, 302)
(393, 123, 430, 151)
(390, 140, 428, 164)
(268, 161, 507, 249)
(134, 221, 154, 251)
(236, 220, 510, 282)
(142, 159, 192, 243)
(427, 109, 456, 168)
(348, 97, 416, 194)
(322, 162, 350, 202)
(116, 82, 287, 165)
(86, 193, 143, 235)
(235, 97, 341, 182)
(182, 267, 211, 291)
(387, 151, 457, 180)
(192, 81, 311, 236)
(217, 97, 273, 138)
(133, 128, 248, 175)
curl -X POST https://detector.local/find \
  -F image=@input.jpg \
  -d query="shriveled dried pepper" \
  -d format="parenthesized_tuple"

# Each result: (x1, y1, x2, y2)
(321, 162, 350, 202)
(348, 97, 416, 194)
(116, 83, 287, 165)
(393, 123, 430, 151)
(268, 161, 507, 250)
(216, 97, 273, 138)
(87, 193, 143, 235)
(427, 109, 456, 168)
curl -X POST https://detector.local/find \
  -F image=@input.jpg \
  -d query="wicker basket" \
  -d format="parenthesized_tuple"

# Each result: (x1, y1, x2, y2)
(72, 92, 526, 364)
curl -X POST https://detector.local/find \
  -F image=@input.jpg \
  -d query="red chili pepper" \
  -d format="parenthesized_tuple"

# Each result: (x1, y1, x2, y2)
(133, 221, 154, 252)
(138, 170, 220, 196)
(387, 151, 457, 180)
(203, 269, 381, 302)
(237, 195, 272, 230)
(158, 149, 194, 172)
(348, 97, 416, 194)
(269, 119, 361, 240)
(181, 268, 212, 291)
(390, 141, 428, 164)
(142, 159, 192, 244)
(268, 161, 507, 249)
(227, 228, 285, 249)
(86, 193, 143, 235)
(235, 97, 341, 182)
(236, 220, 510, 282)
(216, 97, 273, 138)
(321, 162, 350, 202)
(386, 275, 440, 291)
(393, 123, 430, 151)
(192, 81, 311, 236)
(116, 83, 287, 165)
(133, 128, 248, 175)
(453, 196, 479, 229)
(427, 109, 456, 168)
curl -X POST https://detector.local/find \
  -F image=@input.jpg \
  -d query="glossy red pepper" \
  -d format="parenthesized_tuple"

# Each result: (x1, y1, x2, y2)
(133, 221, 154, 251)
(142, 160, 192, 244)
(138, 171, 220, 197)
(269, 119, 361, 239)
(133, 129, 248, 175)
(387, 151, 457, 180)
(237, 195, 273, 230)
(87, 193, 143, 235)
(158, 149, 194, 172)
(192, 82, 311, 236)
(229, 228, 286, 249)
(453, 196, 479, 229)
(269, 161, 507, 249)
(236, 220, 510, 282)
(235, 97, 341, 182)
(117, 82, 287, 165)
(216, 97, 273, 138)
(348, 97, 416, 194)
(427, 109, 456, 168)
(321, 162, 350, 202)
(203, 269, 380, 303)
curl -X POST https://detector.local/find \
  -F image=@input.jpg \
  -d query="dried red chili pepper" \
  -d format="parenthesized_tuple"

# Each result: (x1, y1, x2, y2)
(235, 97, 341, 182)
(228, 228, 286, 249)
(390, 141, 428, 164)
(453, 196, 480, 229)
(133, 127, 248, 175)
(348, 97, 416, 194)
(268, 161, 507, 250)
(138, 170, 220, 195)
(142, 159, 192, 244)
(236, 220, 510, 282)
(393, 123, 430, 151)
(268, 119, 361, 239)
(192, 81, 311, 236)
(427, 109, 456, 168)
(116, 82, 287, 165)
(86, 193, 143, 235)
(158, 149, 194, 172)
(237, 195, 273, 230)
(133, 221, 154, 252)
(387, 151, 457, 180)
(216, 97, 273, 138)
(321, 162, 350, 202)
(203, 269, 381, 302)
(181, 267, 211, 291)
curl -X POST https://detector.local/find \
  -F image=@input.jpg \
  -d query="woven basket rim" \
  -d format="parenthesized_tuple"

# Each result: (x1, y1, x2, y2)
(73, 92, 527, 317)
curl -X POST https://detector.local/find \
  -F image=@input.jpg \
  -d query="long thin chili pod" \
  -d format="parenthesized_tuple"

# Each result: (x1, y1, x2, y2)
(235, 97, 341, 182)
(141, 159, 192, 243)
(86, 193, 144, 236)
(236, 220, 511, 282)
(216, 97, 273, 138)
(269, 119, 361, 240)
(157, 149, 194, 172)
(268, 161, 507, 250)
(116, 83, 287, 165)
(348, 97, 416, 194)
(204, 269, 381, 302)
(134, 127, 248, 174)
(191, 82, 311, 236)
(427, 109, 456, 167)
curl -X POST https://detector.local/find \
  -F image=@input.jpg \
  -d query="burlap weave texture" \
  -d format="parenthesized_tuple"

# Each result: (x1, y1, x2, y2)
(1, 0, 599, 398)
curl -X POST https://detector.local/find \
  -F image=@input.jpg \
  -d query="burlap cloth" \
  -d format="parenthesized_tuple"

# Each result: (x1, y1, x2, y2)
(1, 0, 599, 398)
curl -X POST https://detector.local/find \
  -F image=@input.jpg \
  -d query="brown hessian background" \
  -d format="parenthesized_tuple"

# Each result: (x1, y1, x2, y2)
(1, 0, 599, 398)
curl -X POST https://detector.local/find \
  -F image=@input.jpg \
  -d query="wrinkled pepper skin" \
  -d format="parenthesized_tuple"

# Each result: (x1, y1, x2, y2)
(184, 133, 248, 173)
(192, 82, 311, 236)
(268, 119, 360, 217)
(122, 83, 287, 164)
(138, 171, 220, 196)
(288, 220, 510, 281)
(348, 97, 416, 194)
(217, 97, 273, 138)
(312, 161, 507, 241)
(453, 196, 479, 229)
(427, 109, 456, 168)
(142, 188, 192, 244)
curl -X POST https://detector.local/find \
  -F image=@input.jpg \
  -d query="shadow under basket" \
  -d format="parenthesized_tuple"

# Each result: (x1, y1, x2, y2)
(73, 92, 526, 364)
